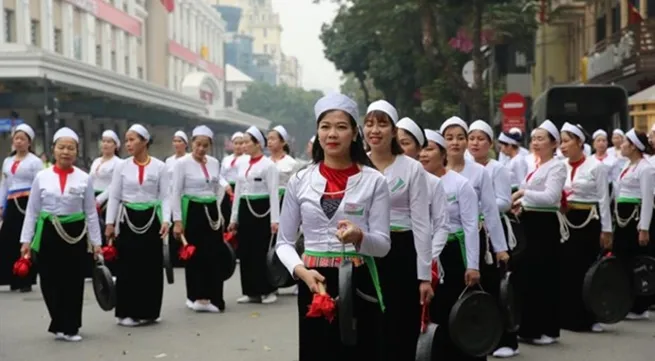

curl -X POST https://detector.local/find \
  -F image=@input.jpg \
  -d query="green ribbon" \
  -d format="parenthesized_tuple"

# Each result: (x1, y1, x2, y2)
(522, 205, 559, 213)
(447, 229, 466, 267)
(181, 195, 217, 228)
(278, 188, 286, 198)
(616, 197, 641, 204)
(123, 201, 163, 224)
(31, 211, 85, 252)
(390, 225, 409, 232)
(303, 249, 385, 312)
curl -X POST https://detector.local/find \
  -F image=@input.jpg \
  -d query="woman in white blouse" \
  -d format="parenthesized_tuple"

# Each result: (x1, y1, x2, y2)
(498, 131, 528, 192)
(172, 126, 226, 313)
(364, 103, 432, 361)
(420, 129, 481, 361)
(614, 129, 655, 320)
(267, 125, 299, 196)
(105, 124, 171, 327)
(220, 132, 248, 226)
(165, 130, 188, 266)
(558, 123, 612, 333)
(228, 126, 280, 304)
(19, 127, 102, 341)
(275, 93, 390, 361)
(0, 124, 42, 292)
(511, 120, 566, 346)
(591, 130, 620, 198)
(608, 129, 625, 158)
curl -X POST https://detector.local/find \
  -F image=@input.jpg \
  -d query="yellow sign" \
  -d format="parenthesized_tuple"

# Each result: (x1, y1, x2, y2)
(580, 57, 588, 83)
(200, 46, 209, 60)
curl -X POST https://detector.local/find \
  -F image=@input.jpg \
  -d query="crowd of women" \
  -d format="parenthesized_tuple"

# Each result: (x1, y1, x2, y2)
(0, 91, 653, 361)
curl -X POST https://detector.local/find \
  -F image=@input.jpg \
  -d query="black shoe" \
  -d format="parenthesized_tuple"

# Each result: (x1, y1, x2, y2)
(217, 300, 226, 312)
(19, 286, 32, 293)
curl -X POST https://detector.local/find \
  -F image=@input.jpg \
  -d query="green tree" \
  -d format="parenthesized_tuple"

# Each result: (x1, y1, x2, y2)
(340, 73, 384, 119)
(237, 82, 323, 151)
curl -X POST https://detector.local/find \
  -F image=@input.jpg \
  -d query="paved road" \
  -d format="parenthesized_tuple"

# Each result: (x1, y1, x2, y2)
(0, 269, 653, 361)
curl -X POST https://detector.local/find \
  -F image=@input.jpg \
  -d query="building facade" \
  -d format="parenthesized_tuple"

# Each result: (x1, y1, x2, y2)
(279, 53, 300, 87)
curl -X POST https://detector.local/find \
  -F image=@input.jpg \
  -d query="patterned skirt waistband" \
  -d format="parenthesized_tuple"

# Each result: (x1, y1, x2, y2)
(302, 253, 365, 268)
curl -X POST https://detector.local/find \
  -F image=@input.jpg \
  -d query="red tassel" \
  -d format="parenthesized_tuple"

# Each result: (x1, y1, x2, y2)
(224, 232, 238, 250)
(12, 257, 31, 278)
(102, 245, 118, 261)
(178, 244, 196, 261)
(305, 283, 336, 322)
(431, 261, 440, 289)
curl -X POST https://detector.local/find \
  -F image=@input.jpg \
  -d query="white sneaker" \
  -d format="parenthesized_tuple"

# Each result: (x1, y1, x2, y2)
(185, 299, 194, 309)
(192, 301, 220, 313)
(532, 335, 557, 345)
(262, 293, 278, 304)
(54, 332, 65, 340)
(492, 347, 519, 358)
(626, 311, 650, 320)
(591, 323, 604, 333)
(117, 318, 139, 327)
(236, 295, 259, 304)
(63, 334, 83, 342)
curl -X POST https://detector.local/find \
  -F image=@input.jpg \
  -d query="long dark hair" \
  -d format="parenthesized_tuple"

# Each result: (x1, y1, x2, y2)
(365, 110, 403, 155)
(270, 130, 291, 154)
(312, 110, 375, 168)
(632, 130, 654, 156)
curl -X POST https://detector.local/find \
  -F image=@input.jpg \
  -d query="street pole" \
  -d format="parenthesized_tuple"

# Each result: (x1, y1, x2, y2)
(43, 75, 51, 150)
(488, 45, 495, 122)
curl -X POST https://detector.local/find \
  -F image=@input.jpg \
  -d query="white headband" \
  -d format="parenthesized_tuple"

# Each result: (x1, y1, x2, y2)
(425, 129, 445, 148)
(626, 128, 646, 151)
(612, 129, 625, 137)
(366, 100, 399, 124)
(246, 126, 265, 146)
(53, 127, 79, 143)
(314, 93, 359, 122)
(192, 125, 213, 140)
(468, 120, 494, 140)
(561, 122, 586, 142)
(102, 130, 120, 147)
(272, 125, 289, 142)
(231, 131, 244, 141)
(128, 124, 150, 142)
(592, 129, 607, 140)
(174, 130, 188, 144)
(537, 119, 560, 143)
(397, 117, 425, 146)
(530, 129, 537, 137)
(498, 133, 519, 145)
(440, 116, 468, 134)
(13, 124, 35, 140)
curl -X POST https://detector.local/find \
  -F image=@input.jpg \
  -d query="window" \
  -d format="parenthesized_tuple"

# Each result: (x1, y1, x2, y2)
(74, 36, 82, 60)
(30, 20, 40, 46)
(4, 10, 14, 42)
(137, 66, 143, 79)
(125, 56, 130, 74)
(634, 115, 648, 132)
(595, 15, 606, 43)
(226, 91, 234, 107)
(96, 45, 102, 66)
(54, 29, 62, 54)
(111, 51, 117, 71)
(263, 44, 267, 53)
(263, 28, 267, 37)
(611, 6, 619, 34)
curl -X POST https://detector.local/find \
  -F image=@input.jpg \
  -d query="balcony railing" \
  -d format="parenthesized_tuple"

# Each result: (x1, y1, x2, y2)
(550, 0, 585, 12)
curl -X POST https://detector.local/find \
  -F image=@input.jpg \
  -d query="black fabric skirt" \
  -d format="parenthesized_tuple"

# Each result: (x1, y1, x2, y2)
(237, 197, 276, 297)
(220, 184, 234, 231)
(559, 208, 601, 331)
(38, 219, 89, 335)
(92, 191, 111, 277)
(515, 211, 561, 340)
(297, 265, 385, 361)
(184, 200, 225, 307)
(377, 230, 420, 361)
(495, 213, 523, 351)
(114, 207, 164, 321)
(614, 203, 655, 314)
(0, 195, 36, 288)
(430, 237, 485, 361)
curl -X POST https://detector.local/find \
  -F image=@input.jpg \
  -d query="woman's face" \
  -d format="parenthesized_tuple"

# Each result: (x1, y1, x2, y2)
(559, 132, 582, 158)
(12, 131, 30, 152)
(192, 136, 211, 158)
(125, 131, 147, 156)
(620, 138, 636, 157)
(242, 134, 261, 155)
(397, 128, 420, 159)
(266, 131, 284, 153)
(317, 110, 356, 159)
(101, 136, 117, 156)
(419, 141, 444, 174)
(593, 136, 608, 153)
(172, 136, 186, 153)
(467, 130, 491, 160)
(443, 125, 467, 158)
(531, 129, 557, 159)
(54, 138, 77, 168)
(364, 113, 395, 153)
(232, 137, 244, 155)
(611, 134, 624, 148)
(499, 143, 512, 156)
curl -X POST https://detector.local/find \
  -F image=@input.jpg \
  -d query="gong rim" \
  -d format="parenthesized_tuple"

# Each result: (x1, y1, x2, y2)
(416, 323, 438, 361)
(163, 243, 174, 284)
(632, 255, 655, 296)
(338, 260, 357, 346)
(583, 256, 633, 324)
(92, 264, 116, 311)
(448, 290, 503, 357)
(266, 247, 295, 288)
(221, 242, 237, 281)
(499, 272, 521, 332)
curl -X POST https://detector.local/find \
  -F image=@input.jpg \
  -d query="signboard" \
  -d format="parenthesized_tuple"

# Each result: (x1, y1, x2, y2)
(0, 118, 24, 133)
(500, 93, 526, 133)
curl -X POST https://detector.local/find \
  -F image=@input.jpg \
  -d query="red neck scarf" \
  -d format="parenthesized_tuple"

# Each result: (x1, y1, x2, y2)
(10, 160, 20, 174)
(133, 156, 151, 185)
(319, 162, 360, 199)
(568, 156, 585, 181)
(230, 155, 238, 167)
(620, 159, 641, 180)
(197, 157, 209, 180)
(246, 155, 264, 176)
(53, 165, 74, 194)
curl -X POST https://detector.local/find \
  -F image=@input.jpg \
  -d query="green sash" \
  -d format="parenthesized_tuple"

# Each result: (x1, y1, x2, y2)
(447, 229, 466, 267)
(616, 197, 640, 204)
(31, 211, 85, 252)
(181, 195, 217, 228)
(303, 249, 385, 312)
(124, 201, 163, 224)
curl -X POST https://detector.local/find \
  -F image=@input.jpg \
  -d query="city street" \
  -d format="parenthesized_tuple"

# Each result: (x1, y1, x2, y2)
(0, 269, 653, 361)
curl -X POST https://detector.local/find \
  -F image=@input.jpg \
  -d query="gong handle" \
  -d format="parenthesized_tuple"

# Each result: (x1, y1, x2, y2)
(317, 282, 327, 295)
(180, 234, 189, 246)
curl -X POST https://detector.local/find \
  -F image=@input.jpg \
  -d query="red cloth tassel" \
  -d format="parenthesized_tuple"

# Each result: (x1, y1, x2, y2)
(13, 257, 31, 278)
(102, 245, 117, 261)
(306, 283, 336, 322)
(178, 244, 196, 261)
(224, 231, 238, 250)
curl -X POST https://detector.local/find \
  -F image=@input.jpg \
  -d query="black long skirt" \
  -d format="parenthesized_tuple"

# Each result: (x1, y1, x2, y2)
(114, 207, 164, 321)
(92, 191, 111, 277)
(430, 238, 485, 361)
(237, 197, 276, 297)
(184, 201, 224, 307)
(220, 184, 234, 231)
(38, 219, 89, 335)
(515, 211, 561, 340)
(297, 265, 385, 361)
(495, 213, 523, 351)
(559, 208, 601, 331)
(377, 230, 420, 361)
(614, 203, 655, 314)
(0, 195, 36, 289)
